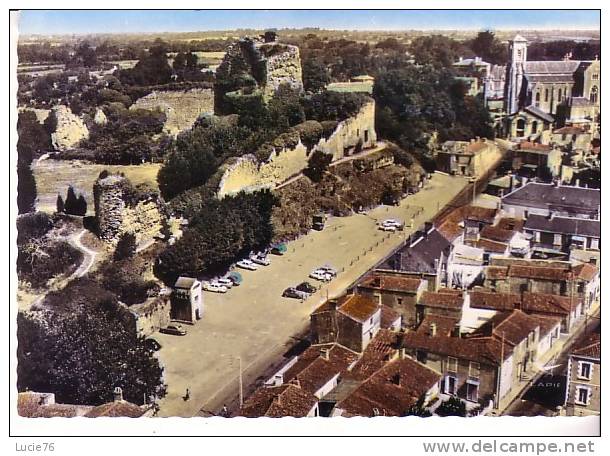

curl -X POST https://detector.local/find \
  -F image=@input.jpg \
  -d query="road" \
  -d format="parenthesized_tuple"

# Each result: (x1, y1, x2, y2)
(154, 172, 469, 417)
(503, 310, 601, 417)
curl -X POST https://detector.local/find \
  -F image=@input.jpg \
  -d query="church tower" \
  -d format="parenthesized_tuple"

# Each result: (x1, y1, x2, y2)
(505, 34, 528, 115)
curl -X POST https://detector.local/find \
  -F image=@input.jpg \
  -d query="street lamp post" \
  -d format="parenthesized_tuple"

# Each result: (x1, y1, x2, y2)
(238, 356, 243, 408)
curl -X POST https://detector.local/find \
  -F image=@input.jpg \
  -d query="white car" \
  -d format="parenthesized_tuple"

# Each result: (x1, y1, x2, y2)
(383, 218, 402, 227)
(250, 255, 270, 266)
(236, 259, 258, 271)
(215, 277, 234, 289)
(317, 265, 337, 277)
(203, 281, 228, 293)
(379, 224, 397, 232)
(309, 270, 333, 282)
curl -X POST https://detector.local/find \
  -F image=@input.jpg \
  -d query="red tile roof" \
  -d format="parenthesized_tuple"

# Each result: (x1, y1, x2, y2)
(337, 294, 380, 323)
(469, 289, 521, 311)
(571, 333, 600, 359)
(85, 401, 149, 418)
(420, 291, 464, 310)
(348, 329, 400, 381)
(380, 305, 402, 329)
(359, 273, 423, 294)
(416, 315, 460, 336)
(522, 292, 579, 315)
(401, 331, 511, 365)
(485, 266, 509, 279)
(467, 310, 540, 347)
(337, 356, 441, 417)
(480, 225, 516, 243)
(282, 344, 359, 395)
(469, 238, 509, 253)
(572, 263, 599, 282)
(240, 384, 318, 417)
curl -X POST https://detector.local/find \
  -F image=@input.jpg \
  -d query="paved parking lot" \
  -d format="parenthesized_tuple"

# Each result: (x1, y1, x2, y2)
(154, 172, 468, 417)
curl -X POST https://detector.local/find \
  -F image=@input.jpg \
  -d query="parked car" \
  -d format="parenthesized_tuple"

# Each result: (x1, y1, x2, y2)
(215, 277, 234, 289)
(236, 259, 258, 270)
(203, 281, 228, 293)
(282, 287, 309, 300)
(144, 338, 162, 351)
(379, 224, 397, 232)
(296, 281, 317, 294)
(228, 272, 243, 286)
(160, 324, 187, 336)
(270, 243, 287, 255)
(250, 254, 270, 266)
(310, 270, 333, 282)
(317, 265, 338, 277)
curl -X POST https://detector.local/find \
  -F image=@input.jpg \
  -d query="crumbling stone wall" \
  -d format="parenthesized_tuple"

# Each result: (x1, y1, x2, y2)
(260, 43, 303, 100)
(130, 88, 214, 136)
(94, 174, 164, 245)
(50, 105, 89, 151)
(216, 101, 377, 197)
(216, 38, 303, 105)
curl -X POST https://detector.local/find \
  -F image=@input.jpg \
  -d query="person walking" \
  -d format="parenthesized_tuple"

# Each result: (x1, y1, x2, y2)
(185, 388, 190, 401)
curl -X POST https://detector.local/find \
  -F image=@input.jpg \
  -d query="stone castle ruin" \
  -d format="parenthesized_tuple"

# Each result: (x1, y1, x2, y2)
(216, 36, 304, 108)
(49, 105, 90, 151)
(217, 100, 377, 198)
(130, 88, 215, 136)
(93, 173, 165, 245)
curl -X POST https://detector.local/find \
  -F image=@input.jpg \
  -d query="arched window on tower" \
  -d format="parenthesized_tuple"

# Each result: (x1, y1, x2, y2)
(535, 92, 541, 107)
(590, 86, 599, 104)
(544, 88, 549, 102)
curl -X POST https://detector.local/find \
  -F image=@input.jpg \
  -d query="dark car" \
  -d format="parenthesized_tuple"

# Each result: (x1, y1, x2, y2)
(296, 282, 316, 294)
(159, 324, 187, 336)
(282, 287, 308, 300)
(144, 338, 162, 351)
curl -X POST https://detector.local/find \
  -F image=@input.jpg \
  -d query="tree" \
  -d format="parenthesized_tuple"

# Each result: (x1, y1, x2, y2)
(469, 31, 506, 65)
(56, 194, 64, 213)
(17, 308, 166, 406)
(63, 185, 86, 216)
(435, 396, 467, 417)
(17, 111, 48, 214)
(403, 395, 432, 417)
(114, 232, 137, 261)
(302, 59, 330, 93)
(304, 150, 332, 182)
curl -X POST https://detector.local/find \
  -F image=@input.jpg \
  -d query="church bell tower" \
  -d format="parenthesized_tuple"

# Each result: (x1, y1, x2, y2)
(505, 34, 528, 115)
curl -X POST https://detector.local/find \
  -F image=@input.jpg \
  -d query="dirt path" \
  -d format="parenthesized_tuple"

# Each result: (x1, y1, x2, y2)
(68, 229, 98, 279)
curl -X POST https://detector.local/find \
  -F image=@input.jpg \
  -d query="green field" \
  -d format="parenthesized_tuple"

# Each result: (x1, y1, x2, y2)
(33, 159, 161, 215)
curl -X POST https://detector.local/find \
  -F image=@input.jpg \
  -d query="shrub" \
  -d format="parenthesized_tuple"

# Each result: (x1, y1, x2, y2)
(304, 150, 333, 182)
(114, 232, 137, 261)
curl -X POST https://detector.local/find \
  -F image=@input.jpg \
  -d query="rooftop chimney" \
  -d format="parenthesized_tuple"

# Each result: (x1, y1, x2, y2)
(430, 323, 437, 337)
(373, 275, 382, 288)
(113, 386, 124, 402)
(320, 348, 330, 361)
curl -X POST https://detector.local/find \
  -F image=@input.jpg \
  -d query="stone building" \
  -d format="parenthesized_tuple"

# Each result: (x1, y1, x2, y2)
(511, 141, 563, 179)
(501, 35, 600, 139)
(356, 272, 427, 328)
(310, 294, 381, 353)
(171, 276, 203, 323)
(565, 332, 600, 416)
(435, 138, 503, 179)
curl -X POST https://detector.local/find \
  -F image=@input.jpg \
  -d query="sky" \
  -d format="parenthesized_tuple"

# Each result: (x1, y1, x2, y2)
(18, 10, 600, 35)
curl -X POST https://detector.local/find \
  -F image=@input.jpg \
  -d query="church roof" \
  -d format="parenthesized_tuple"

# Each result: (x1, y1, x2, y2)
(524, 60, 581, 75)
(525, 74, 575, 84)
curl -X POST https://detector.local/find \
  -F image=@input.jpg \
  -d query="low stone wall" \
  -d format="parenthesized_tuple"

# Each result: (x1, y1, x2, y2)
(130, 88, 215, 136)
(216, 101, 377, 197)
